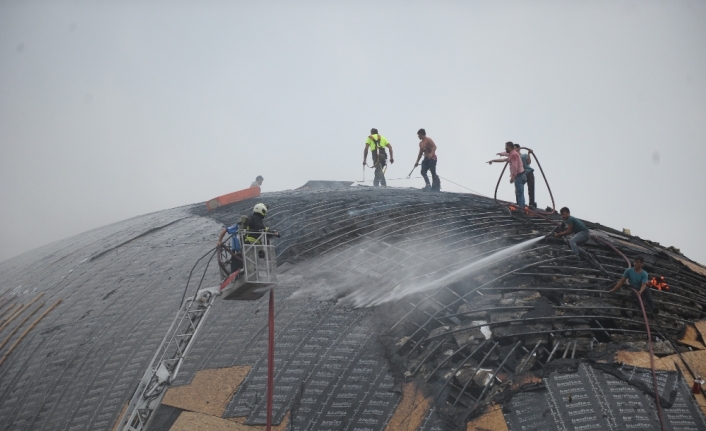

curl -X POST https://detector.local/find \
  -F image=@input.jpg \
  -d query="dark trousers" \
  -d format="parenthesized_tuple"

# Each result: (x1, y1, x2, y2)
(626, 285, 656, 312)
(421, 158, 440, 190)
(230, 253, 243, 272)
(526, 171, 536, 206)
(638, 287, 656, 311)
(372, 152, 387, 187)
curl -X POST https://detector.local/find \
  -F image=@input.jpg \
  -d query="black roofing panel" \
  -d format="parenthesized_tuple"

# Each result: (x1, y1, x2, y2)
(505, 363, 706, 431)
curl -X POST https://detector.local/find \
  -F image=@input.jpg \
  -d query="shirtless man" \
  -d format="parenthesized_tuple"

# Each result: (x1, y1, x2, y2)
(413, 129, 440, 192)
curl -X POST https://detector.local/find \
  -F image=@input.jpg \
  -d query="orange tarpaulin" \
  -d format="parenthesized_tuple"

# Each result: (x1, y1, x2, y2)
(206, 187, 260, 211)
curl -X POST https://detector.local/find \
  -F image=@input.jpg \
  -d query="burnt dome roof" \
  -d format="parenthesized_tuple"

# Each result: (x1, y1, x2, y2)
(1, 186, 705, 431)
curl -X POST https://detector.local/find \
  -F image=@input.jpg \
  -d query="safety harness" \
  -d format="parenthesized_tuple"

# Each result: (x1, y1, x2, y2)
(367, 134, 388, 173)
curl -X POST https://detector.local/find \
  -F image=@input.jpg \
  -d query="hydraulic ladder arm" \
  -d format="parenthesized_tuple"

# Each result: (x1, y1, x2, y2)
(116, 231, 277, 431)
(116, 286, 221, 431)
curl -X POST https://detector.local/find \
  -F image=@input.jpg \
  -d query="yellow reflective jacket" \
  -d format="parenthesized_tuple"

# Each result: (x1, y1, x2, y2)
(366, 134, 389, 152)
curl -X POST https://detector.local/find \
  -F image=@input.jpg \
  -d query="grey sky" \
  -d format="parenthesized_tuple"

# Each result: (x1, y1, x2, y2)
(1, 1, 705, 264)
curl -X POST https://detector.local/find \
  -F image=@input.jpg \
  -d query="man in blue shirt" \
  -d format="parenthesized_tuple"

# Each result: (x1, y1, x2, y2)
(552, 207, 590, 257)
(608, 256, 657, 314)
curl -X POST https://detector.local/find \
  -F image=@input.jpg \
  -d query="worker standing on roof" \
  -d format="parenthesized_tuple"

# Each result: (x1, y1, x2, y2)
(515, 145, 536, 209)
(552, 207, 590, 257)
(487, 141, 525, 207)
(607, 256, 659, 314)
(251, 176, 264, 189)
(414, 129, 440, 192)
(363, 128, 394, 187)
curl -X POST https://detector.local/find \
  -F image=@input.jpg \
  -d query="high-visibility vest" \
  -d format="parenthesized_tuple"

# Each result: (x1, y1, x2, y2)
(366, 134, 389, 152)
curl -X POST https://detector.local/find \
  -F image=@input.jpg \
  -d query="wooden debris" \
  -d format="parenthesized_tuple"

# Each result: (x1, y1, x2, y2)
(0, 301, 44, 351)
(111, 402, 129, 431)
(170, 411, 288, 431)
(0, 303, 18, 322)
(678, 324, 706, 350)
(466, 403, 508, 431)
(163, 366, 251, 417)
(0, 298, 61, 368)
(506, 372, 542, 392)
(660, 350, 706, 416)
(383, 382, 431, 431)
(674, 256, 706, 277)
(694, 320, 706, 343)
(614, 350, 675, 371)
(0, 296, 19, 318)
(661, 350, 706, 377)
(0, 292, 44, 333)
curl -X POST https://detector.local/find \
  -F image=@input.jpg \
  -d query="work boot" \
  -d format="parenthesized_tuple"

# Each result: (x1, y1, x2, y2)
(421, 184, 431, 192)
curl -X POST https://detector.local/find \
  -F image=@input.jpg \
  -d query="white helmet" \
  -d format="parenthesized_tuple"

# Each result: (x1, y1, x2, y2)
(253, 203, 267, 217)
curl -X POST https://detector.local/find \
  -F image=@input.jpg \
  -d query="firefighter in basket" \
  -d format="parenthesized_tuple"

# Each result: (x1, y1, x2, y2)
(217, 203, 280, 276)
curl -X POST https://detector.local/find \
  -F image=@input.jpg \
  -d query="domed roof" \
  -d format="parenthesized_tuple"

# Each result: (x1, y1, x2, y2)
(1, 186, 705, 430)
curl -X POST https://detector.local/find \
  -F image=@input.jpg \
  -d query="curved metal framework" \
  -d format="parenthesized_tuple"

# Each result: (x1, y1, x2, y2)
(204, 188, 706, 420)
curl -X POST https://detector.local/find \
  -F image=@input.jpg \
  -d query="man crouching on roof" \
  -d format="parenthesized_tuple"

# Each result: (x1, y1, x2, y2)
(552, 207, 590, 258)
(607, 256, 658, 315)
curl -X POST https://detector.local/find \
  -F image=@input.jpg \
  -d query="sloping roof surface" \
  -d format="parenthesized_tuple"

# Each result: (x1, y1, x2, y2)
(0, 187, 705, 431)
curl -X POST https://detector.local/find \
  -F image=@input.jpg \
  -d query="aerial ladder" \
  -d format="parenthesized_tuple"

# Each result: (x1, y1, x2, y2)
(116, 230, 278, 431)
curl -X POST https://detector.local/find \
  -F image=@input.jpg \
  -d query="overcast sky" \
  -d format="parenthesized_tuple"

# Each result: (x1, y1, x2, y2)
(1, 1, 705, 265)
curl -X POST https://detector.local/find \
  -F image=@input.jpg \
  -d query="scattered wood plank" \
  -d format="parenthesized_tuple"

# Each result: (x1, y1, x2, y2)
(0, 298, 62, 368)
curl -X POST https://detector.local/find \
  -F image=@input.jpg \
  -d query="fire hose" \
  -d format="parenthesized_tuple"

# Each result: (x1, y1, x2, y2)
(631, 285, 666, 431)
(493, 147, 556, 215)
(593, 235, 672, 431)
(593, 236, 697, 375)
(180, 244, 220, 308)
